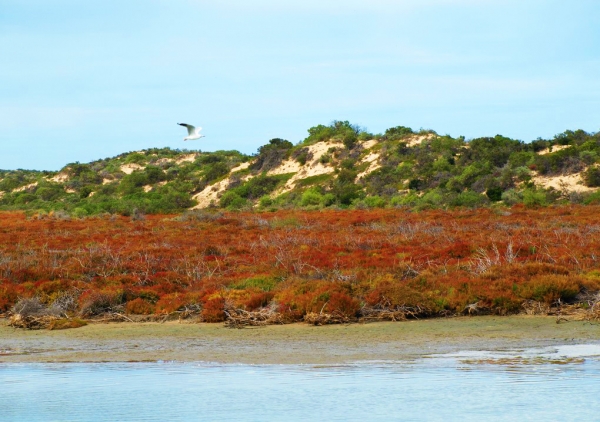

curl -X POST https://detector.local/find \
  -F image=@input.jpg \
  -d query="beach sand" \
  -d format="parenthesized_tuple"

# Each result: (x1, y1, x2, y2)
(1, 316, 599, 364)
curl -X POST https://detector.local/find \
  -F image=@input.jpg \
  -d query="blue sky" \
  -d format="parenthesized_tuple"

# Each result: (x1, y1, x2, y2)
(1, 0, 599, 170)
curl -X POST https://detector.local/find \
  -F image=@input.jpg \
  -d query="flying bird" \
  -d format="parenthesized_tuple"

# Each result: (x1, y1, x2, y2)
(178, 123, 205, 141)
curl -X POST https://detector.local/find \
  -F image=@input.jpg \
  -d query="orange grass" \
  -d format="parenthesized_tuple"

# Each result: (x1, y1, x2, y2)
(1, 206, 600, 320)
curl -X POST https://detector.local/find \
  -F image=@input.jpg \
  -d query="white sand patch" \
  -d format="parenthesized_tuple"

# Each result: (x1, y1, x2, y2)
(13, 182, 38, 192)
(357, 151, 381, 180)
(155, 158, 173, 166)
(532, 172, 595, 193)
(192, 162, 253, 209)
(49, 172, 69, 183)
(268, 141, 344, 196)
(192, 178, 232, 209)
(537, 145, 571, 155)
(102, 178, 113, 185)
(193, 141, 353, 208)
(176, 153, 198, 164)
(270, 167, 331, 198)
(406, 133, 436, 147)
(268, 141, 342, 178)
(360, 139, 378, 150)
(143, 181, 167, 192)
(65, 188, 76, 194)
(308, 141, 343, 161)
(120, 163, 143, 174)
(231, 162, 251, 173)
(268, 159, 303, 176)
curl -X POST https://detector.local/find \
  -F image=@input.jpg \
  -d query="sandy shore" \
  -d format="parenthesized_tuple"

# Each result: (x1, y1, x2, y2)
(1, 316, 599, 364)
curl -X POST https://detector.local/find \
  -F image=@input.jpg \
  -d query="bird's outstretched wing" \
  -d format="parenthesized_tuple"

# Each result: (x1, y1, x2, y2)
(178, 123, 196, 136)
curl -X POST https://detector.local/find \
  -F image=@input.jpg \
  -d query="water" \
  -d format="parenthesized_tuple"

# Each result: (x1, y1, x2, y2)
(2, 344, 600, 421)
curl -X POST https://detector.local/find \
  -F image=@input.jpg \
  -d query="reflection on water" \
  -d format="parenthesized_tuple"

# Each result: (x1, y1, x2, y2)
(2, 344, 600, 422)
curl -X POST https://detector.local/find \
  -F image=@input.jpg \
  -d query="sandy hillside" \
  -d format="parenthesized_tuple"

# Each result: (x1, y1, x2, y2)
(176, 153, 198, 164)
(406, 133, 436, 147)
(537, 145, 572, 155)
(120, 163, 143, 174)
(192, 162, 251, 208)
(357, 150, 381, 180)
(13, 182, 37, 192)
(532, 172, 595, 193)
(49, 172, 69, 183)
(268, 141, 344, 196)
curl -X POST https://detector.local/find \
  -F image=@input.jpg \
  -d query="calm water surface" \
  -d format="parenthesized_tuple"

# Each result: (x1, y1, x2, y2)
(2, 344, 600, 421)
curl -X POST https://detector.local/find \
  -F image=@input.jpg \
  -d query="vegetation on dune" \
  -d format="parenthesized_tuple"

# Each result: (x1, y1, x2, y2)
(1, 207, 600, 328)
(1, 123, 599, 216)
(0, 148, 247, 216)
(2, 123, 600, 328)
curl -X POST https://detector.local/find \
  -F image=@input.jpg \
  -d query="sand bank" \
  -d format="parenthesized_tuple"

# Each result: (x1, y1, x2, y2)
(1, 316, 599, 364)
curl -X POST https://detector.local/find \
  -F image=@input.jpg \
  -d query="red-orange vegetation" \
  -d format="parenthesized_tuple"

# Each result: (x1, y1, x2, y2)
(125, 298, 156, 315)
(155, 292, 201, 314)
(326, 291, 361, 318)
(78, 289, 123, 317)
(201, 297, 226, 322)
(244, 291, 275, 311)
(1, 206, 600, 321)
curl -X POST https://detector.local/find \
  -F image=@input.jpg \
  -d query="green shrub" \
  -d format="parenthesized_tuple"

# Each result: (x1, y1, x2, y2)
(501, 189, 522, 205)
(408, 179, 422, 190)
(486, 187, 503, 202)
(579, 150, 598, 165)
(36, 185, 63, 201)
(362, 196, 387, 208)
(301, 189, 323, 207)
(292, 148, 311, 166)
(203, 162, 230, 183)
(583, 190, 600, 205)
(231, 276, 278, 292)
(519, 275, 580, 304)
(453, 190, 487, 207)
(523, 189, 548, 207)
(391, 192, 420, 207)
(319, 153, 332, 164)
(72, 207, 88, 218)
(231, 174, 291, 200)
(583, 167, 600, 187)
(417, 189, 445, 209)
(258, 195, 273, 208)
(124, 153, 147, 165)
(252, 139, 293, 172)
(384, 126, 414, 140)
(79, 186, 93, 199)
(219, 191, 247, 209)
(304, 120, 363, 148)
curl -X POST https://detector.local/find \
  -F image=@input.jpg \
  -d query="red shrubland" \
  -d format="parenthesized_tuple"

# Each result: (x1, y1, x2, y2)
(1, 207, 599, 321)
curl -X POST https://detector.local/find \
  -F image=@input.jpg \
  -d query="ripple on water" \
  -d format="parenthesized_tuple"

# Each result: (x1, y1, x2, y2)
(428, 343, 600, 369)
(1, 345, 600, 421)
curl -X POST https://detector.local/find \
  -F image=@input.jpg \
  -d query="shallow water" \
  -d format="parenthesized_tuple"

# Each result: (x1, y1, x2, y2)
(2, 344, 600, 422)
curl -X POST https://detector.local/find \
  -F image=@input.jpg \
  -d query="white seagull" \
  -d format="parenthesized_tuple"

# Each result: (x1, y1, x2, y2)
(178, 123, 205, 141)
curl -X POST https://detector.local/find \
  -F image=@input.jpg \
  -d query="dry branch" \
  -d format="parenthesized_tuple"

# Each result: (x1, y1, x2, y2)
(359, 303, 431, 322)
(8, 314, 58, 330)
(304, 311, 354, 325)
(224, 305, 285, 328)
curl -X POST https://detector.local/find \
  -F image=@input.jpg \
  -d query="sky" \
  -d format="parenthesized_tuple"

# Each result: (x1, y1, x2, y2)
(1, 0, 599, 170)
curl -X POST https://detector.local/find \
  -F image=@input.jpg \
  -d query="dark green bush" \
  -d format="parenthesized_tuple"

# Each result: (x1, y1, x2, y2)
(583, 167, 600, 187)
